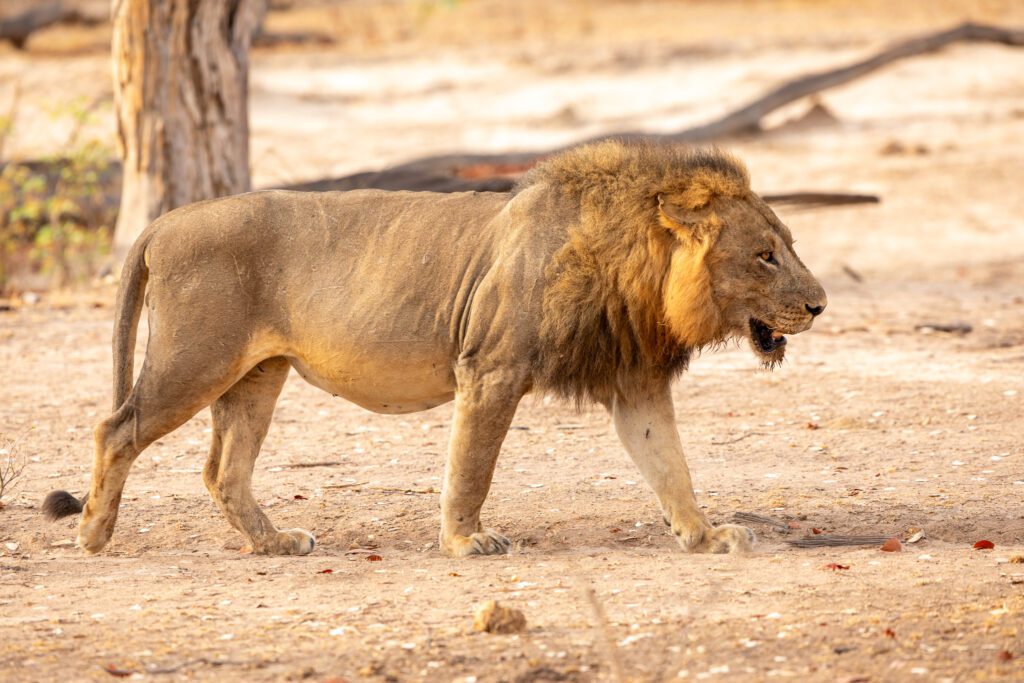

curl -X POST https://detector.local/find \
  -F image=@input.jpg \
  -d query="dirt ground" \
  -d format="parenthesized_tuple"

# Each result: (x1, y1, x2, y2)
(2, 2, 1024, 681)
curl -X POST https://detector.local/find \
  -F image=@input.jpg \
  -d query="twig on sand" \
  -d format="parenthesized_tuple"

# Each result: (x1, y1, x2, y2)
(144, 657, 248, 675)
(760, 192, 880, 209)
(281, 460, 344, 469)
(585, 587, 627, 683)
(731, 512, 791, 533)
(368, 486, 439, 495)
(709, 431, 764, 446)
(786, 535, 893, 548)
(914, 321, 973, 335)
(842, 264, 865, 283)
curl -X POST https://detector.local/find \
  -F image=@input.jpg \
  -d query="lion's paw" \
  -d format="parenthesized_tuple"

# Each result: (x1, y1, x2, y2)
(675, 523, 754, 554)
(77, 514, 114, 555)
(443, 529, 511, 557)
(77, 530, 108, 555)
(259, 528, 316, 555)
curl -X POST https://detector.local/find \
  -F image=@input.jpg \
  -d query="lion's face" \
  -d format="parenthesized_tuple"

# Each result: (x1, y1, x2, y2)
(659, 192, 827, 366)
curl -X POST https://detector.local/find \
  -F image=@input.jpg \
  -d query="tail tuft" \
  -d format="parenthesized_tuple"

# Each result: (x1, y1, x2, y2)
(41, 490, 87, 521)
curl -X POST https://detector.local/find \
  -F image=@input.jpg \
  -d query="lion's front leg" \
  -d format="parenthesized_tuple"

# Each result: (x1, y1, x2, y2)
(439, 366, 525, 558)
(611, 379, 754, 554)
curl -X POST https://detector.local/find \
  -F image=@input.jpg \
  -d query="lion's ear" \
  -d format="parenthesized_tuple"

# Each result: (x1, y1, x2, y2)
(657, 193, 708, 237)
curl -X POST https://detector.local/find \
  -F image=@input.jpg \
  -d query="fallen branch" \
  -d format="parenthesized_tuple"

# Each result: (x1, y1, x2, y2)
(914, 321, 972, 335)
(731, 512, 791, 533)
(322, 480, 369, 489)
(281, 22, 1023, 201)
(786, 534, 892, 548)
(145, 657, 247, 675)
(629, 21, 1024, 144)
(760, 192, 879, 208)
(281, 460, 344, 469)
(0, 1, 106, 50)
(709, 431, 764, 446)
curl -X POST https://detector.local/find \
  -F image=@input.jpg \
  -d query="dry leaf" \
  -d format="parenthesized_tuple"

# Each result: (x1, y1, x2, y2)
(996, 650, 1013, 662)
(293, 494, 307, 500)
(823, 563, 850, 571)
(906, 530, 925, 543)
(973, 540, 995, 550)
(366, 554, 383, 562)
(884, 628, 896, 638)
(318, 568, 334, 574)
(880, 538, 902, 552)
(102, 664, 134, 678)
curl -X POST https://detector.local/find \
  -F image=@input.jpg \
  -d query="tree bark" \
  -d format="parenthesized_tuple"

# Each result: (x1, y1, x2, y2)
(111, 0, 265, 261)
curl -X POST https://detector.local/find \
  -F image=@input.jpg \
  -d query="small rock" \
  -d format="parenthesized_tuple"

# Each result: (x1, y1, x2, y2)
(472, 600, 526, 634)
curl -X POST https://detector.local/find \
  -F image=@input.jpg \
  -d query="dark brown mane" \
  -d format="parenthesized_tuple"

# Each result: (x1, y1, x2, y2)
(522, 139, 750, 404)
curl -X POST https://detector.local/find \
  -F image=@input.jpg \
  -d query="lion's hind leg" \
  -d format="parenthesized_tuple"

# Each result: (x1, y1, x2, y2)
(79, 357, 247, 554)
(203, 357, 314, 555)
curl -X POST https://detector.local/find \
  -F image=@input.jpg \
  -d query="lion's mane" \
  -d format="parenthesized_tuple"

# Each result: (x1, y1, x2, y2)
(516, 140, 751, 404)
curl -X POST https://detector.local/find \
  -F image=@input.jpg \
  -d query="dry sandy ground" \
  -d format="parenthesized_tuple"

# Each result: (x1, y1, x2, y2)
(2, 2, 1024, 682)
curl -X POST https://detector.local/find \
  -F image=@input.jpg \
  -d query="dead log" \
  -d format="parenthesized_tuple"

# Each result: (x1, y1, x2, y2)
(0, 1, 106, 49)
(0, 3, 66, 49)
(628, 21, 1024, 144)
(286, 22, 1023, 201)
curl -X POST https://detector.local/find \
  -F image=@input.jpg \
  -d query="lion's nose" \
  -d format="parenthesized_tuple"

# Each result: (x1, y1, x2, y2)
(805, 303, 825, 317)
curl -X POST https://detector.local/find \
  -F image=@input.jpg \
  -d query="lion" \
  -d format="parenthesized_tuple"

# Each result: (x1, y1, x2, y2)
(42, 140, 826, 557)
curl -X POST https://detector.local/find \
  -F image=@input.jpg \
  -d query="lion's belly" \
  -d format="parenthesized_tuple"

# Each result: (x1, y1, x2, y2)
(288, 347, 456, 415)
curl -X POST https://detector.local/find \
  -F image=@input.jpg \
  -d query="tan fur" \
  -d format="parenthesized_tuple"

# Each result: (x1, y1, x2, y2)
(663, 235, 722, 348)
(44, 140, 825, 558)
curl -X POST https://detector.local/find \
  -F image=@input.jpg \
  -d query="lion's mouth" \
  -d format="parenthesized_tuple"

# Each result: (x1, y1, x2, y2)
(749, 318, 786, 355)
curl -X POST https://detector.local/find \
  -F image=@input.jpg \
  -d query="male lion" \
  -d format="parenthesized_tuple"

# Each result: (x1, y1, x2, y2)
(43, 140, 826, 557)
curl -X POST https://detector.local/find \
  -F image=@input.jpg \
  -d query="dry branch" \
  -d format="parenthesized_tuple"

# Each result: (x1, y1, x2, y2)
(731, 512, 791, 532)
(786, 535, 893, 548)
(760, 192, 880, 208)
(287, 22, 1024, 201)
(620, 21, 1024, 144)
(0, 436, 27, 506)
(0, 1, 106, 49)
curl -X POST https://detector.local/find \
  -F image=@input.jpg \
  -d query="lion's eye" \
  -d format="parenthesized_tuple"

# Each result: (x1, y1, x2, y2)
(759, 251, 777, 265)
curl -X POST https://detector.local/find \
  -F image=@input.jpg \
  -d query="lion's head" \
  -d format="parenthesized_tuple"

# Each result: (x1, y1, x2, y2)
(656, 173, 827, 368)
(518, 139, 827, 402)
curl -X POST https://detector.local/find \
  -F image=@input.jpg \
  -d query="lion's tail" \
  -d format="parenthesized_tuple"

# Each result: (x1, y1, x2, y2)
(111, 226, 153, 411)
(42, 226, 155, 522)
(41, 490, 89, 520)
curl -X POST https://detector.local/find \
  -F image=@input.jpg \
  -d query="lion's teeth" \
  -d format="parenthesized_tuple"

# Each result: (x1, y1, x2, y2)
(771, 331, 784, 340)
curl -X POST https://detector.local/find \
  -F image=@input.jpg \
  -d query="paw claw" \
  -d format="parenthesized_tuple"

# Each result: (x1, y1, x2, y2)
(444, 529, 511, 557)
(258, 528, 316, 555)
(675, 523, 755, 554)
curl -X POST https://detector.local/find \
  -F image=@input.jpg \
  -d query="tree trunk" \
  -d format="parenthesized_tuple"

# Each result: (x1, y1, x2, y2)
(111, 0, 265, 261)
